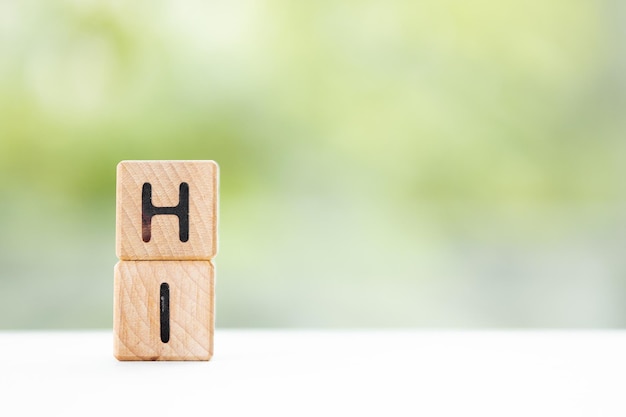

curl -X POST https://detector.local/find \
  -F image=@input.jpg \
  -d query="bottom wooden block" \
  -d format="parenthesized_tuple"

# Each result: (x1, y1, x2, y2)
(114, 261, 214, 361)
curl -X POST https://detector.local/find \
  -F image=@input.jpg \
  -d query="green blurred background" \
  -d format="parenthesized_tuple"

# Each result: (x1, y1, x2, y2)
(1, 0, 625, 329)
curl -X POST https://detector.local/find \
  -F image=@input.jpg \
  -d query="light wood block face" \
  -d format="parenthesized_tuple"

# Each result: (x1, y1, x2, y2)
(114, 261, 215, 361)
(116, 160, 218, 261)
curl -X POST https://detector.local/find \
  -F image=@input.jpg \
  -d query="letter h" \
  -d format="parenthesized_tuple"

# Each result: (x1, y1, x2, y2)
(142, 182, 190, 243)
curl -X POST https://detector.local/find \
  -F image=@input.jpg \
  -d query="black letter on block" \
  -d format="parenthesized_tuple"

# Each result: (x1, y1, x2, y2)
(160, 282, 170, 343)
(142, 182, 189, 242)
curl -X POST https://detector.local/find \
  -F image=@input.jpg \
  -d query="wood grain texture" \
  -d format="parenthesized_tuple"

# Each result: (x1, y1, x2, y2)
(114, 261, 214, 361)
(116, 160, 218, 261)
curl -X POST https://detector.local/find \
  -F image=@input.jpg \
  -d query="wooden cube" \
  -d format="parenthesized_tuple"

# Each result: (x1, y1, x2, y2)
(114, 260, 215, 361)
(116, 160, 218, 261)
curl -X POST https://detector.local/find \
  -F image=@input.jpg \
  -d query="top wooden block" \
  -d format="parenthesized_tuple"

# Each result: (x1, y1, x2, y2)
(116, 160, 218, 260)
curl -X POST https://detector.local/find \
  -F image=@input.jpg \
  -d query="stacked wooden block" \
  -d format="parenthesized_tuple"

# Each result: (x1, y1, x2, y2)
(113, 161, 218, 361)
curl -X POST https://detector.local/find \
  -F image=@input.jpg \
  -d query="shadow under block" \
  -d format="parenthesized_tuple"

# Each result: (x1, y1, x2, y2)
(114, 261, 214, 361)
(116, 160, 218, 261)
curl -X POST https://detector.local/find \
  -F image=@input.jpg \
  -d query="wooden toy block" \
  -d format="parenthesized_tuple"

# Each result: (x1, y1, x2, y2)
(114, 260, 215, 361)
(116, 160, 218, 261)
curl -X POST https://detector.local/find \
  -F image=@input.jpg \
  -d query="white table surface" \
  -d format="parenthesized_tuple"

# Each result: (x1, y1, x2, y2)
(1, 330, 625, 416)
